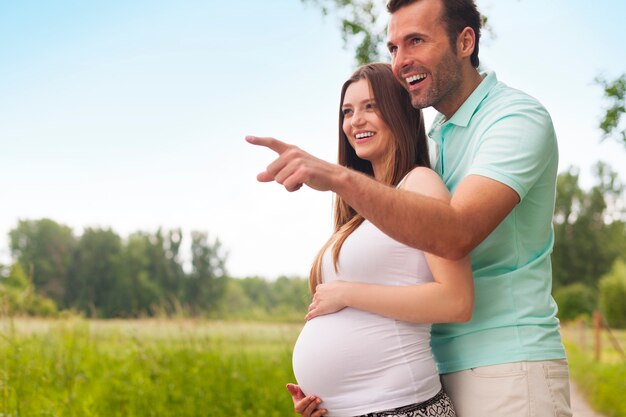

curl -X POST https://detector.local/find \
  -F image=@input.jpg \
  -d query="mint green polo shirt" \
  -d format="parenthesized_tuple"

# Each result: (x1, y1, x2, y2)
(429, 72, 566, 374)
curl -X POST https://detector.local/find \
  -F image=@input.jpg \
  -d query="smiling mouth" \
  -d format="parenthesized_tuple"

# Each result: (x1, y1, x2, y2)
(355, 131, 375, 140)
(405, 73, 427, 86)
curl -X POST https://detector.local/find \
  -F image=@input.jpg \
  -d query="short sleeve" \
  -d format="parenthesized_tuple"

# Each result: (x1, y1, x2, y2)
(468, 99, 558, 200)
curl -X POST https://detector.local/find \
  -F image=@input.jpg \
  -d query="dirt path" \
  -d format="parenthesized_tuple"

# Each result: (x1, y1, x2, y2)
(570, 380, 606, 417)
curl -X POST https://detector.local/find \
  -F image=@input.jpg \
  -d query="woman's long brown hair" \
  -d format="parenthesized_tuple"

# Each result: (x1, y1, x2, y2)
(308, 63, 430, 293)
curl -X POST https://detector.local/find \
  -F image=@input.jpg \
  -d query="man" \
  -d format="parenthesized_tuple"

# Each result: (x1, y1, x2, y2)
(248, 0, 572, 415)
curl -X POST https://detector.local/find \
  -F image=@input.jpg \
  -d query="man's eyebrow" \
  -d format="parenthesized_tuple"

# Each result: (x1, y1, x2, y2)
(405, 32, 425, 41)
(388, 32, 427, 48)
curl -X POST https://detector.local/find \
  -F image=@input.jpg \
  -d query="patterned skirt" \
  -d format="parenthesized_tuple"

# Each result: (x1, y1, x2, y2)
(356, 389, 456, 417)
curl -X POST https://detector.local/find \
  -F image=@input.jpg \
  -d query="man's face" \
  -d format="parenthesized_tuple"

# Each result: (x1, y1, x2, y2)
(387, 0, 463, 114)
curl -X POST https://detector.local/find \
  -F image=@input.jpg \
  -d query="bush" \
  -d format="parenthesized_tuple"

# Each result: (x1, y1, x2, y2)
(0, 263, 58, 317)
(554, 283, 596, 321)
(599, 259, 626, 328)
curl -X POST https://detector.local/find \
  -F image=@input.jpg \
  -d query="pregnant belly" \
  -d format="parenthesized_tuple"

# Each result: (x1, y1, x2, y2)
(292, 308, 437, 415)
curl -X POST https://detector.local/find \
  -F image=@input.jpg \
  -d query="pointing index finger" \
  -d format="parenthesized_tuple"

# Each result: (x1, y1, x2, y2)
(246, 136, 290, 154)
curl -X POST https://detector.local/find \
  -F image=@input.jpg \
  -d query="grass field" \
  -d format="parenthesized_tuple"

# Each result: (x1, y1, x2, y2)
(3, 318, 625, 417)
(0, 318, 302, 417)
(562, 324, 626, 417)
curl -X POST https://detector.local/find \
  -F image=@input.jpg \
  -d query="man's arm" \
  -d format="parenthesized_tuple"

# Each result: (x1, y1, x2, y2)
(337, 172, 519, 260)
(305, 167, 474, 322)
(246, 136, 519, 260)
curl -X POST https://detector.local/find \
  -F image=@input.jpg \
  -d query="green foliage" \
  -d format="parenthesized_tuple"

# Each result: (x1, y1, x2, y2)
(301, 0, 387, 65)
(6, 219, 229, 318)
(115, 233, 164, 316)
(4, 218, 309, 320)
(300, 0, 492, 66)
(187, 231, 227, 315)
(9, 219, 76, 305)
(217, 276, 310, 322)
(553, 283, 596, 321)
(0, 319, 300, 417)
(565, 340, 626, 417)
(552, 163, 626, 290)
(597, 73, 626, 147)
(599, 259, 626, 328)
(67, 228, 124, 317)
(0, 263, 58, 316)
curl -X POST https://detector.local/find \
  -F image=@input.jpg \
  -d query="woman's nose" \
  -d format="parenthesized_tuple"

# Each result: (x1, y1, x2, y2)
(351, 111, 365, 127)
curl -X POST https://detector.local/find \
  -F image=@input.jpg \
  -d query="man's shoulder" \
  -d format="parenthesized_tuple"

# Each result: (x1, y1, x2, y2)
(470, 81, 554, 135)
(484, 80, 548, 115)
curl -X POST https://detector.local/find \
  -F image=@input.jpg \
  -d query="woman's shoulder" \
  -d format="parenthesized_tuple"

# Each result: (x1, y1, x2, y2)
(399, 167, 450, 203)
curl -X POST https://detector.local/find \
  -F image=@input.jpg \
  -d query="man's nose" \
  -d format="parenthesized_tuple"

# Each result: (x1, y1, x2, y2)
(392, 48, 411, 76)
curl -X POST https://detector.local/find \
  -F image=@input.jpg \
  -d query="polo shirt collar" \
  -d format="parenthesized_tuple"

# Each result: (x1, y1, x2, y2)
(444, 71, 497, 128)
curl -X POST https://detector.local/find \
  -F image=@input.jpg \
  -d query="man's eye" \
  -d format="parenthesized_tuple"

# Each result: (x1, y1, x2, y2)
(411, 37, 422, 45)
(388, 45, 397, 55)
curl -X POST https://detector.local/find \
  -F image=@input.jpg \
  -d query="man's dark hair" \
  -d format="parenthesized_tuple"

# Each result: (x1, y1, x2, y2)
(387, 0, 481, 68)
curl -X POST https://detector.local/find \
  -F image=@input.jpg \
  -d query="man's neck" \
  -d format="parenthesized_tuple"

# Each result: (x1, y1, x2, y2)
(437, 68, 483, 120)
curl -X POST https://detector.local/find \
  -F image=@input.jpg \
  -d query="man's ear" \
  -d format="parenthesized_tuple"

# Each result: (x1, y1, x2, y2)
(457, 27, 476, 59)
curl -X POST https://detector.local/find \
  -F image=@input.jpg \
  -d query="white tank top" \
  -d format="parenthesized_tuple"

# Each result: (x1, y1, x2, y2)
(292, 218, 441, 416)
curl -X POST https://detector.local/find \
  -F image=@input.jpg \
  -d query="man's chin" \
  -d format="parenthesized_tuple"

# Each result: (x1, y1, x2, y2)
(410, 95, 430, 110)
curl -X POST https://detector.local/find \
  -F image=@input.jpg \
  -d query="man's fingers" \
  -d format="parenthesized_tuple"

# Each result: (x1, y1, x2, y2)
(257, 169, 304, 191)
(246, 136, 290, 154)
(257, 171, 275, 183)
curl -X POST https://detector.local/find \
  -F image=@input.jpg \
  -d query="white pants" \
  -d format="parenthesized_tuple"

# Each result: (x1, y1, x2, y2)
(441, 360, 572, 417)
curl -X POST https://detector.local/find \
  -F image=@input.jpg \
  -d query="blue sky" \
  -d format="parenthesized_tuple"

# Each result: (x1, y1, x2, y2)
(1, 0, 625, 279)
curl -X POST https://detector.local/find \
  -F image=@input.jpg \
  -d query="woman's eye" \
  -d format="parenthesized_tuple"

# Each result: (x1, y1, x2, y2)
(365, 102, 377, 110)
(342, 108, 353, 116)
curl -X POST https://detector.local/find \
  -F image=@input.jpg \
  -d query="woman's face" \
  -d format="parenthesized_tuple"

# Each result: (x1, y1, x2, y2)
(341, 79, 394, 176)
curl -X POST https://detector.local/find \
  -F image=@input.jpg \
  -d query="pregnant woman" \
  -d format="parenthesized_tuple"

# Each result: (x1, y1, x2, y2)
(289, 63, 473, 417)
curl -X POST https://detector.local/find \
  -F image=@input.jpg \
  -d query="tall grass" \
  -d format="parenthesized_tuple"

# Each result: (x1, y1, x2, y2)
(0, 318, 302, 417)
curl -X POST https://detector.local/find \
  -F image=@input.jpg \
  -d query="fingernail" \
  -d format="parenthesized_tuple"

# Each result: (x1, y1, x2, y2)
(316, 399, 321, 404)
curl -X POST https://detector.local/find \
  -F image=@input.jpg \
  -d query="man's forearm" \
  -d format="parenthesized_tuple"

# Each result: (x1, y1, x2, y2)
(247, 135, 517, 257)
(331, 169, 472, 259)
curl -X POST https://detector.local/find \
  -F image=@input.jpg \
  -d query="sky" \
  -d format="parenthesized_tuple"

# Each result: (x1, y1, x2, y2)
(1, 0, 625, 280)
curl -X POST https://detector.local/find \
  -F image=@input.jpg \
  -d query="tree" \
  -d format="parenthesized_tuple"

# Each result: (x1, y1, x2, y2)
(112, 229, 186, 316)
(598, 259, 626, 328)
(273, 275, 311, 312)
(0, 262, 57, 316)
(186, 231, 227, 314)
(114, 232, 166, 316)
(9, 219, 76, 306)
(552, 283, 596, 321)
(301, 0, 491, 66)
(597, 73, 626, 147)
(552, 163, 626, 289)
(304, 1, 623, 146)
(67, 228, 123, 317)
(301, 0, 386, 65)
